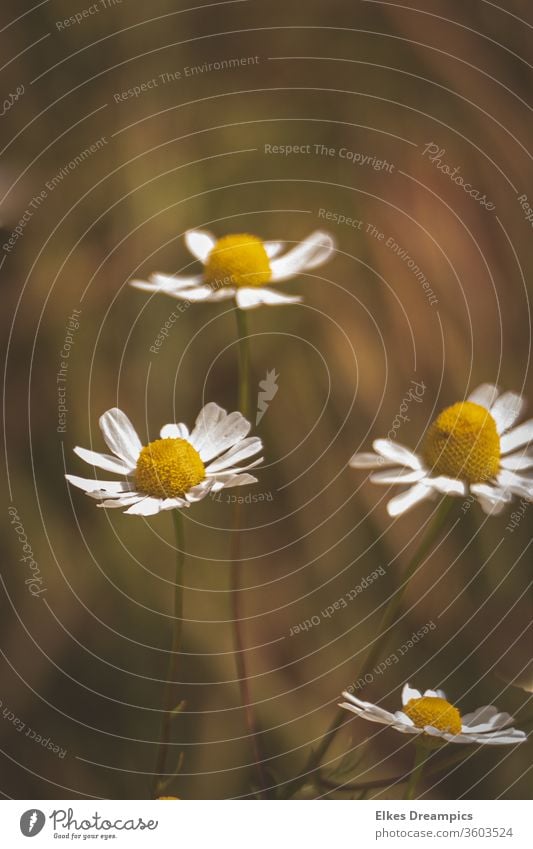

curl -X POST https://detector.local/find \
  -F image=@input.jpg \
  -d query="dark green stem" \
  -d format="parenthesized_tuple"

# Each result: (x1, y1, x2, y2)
(231, 306, 266, 795)
(404, 742, 429, 800)
(152, 510, 185, 797)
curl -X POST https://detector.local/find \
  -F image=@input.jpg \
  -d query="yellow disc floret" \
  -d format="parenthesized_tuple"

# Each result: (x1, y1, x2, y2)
(404, 696, 462, 735)
(204, 234, 271, 289)
(135, 438, 205, 498)
(422, 401, 500, 484)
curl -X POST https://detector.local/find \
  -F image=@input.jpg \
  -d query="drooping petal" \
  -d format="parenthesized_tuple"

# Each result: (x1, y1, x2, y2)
(467, 383, 500, 409)
(160, 423, 190, 439)
(183, 480, 214, 502)
(130, 273, 202, 292)
(386, 483, 434, 517)
(373, 439, 423, 470)
(99, 494, 145, 509)
(99, 408, 142, 467)
(124, 497, 167, 516)
(426, 475, 466, 496)
(73, 447, 134, 475)
(65, 475, 136, 496)
(500, 419, 533, 454)
(235, 287, 302, 310)
(270, 231, 335, 281)
(184, 229, 216, 262)
(490, 391, 524, 434)
(349, 451, 392, 469)
(470, 483, 512, 514)
(370, 469, 426, 485)
(210, 472, 259, 490)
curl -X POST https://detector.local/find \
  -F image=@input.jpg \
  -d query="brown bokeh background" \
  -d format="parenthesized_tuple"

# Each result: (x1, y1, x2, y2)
(1, 0, 531, 799)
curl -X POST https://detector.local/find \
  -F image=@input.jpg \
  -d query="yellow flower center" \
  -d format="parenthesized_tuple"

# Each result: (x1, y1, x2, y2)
(135, 438, 205, 498)
(404, 696, 462, 735)
(204, 234, 272, 289)
(422, 401, 500, 484)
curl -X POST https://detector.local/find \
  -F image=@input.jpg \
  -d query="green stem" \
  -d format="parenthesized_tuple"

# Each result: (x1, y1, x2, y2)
(231, 306, 266, 796)
(235, 306, 251, 419)
(404, 743, 429, 800)
(152, 509, 185, 797)
(287, 496, 455, 796)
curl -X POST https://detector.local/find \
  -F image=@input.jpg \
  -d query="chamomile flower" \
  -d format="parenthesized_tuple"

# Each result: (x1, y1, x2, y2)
(66, 403, 263, 516)
(339, 685, 526, 745)
(130, 229, 335, 310)
(349, 384, 533, 517)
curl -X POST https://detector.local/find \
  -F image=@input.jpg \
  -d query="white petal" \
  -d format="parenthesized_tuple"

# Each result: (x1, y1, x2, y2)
(210, 472, 259, 490)
(166, 285, 218, 302)
(500, 452, 533, 471)
(235, 287, 302, 310)
(468, 383, 500, 409)
(124, 497, 165, 516)
(184, 229, 215, 262)
(195, 410, 252, 463)
(370, 469, 426, 485)
(99, 408, 142, 467)
(426, 475, 466, 496)
(460, 705, 499, 727)
(349, 451, 392, 469)
(65, 474, 135, 496)
(402, 684, 422, 705)
(373, 439, 423, 470)
(423, 688, 446, 699)
(470, 483, 512, 516)
(457, 729, 526, 745)
(393, 711, 415, 727)
(339, 700, 397, 727)
(264, 241, 283, 258)
(270, 231, 335, 281)
(204, 437, 262, 472)
(160, 423, 190, 439)
(130, 273, 201, 292)
(497, 469, 533, 499)
(500, 419, 533, 454)
(158, 497, 188, 511)
(490, 391, 524, 434)
(184, 480, 214, 502)
(387, 483, 434, 517)
(462, 710, 513, 733)
(189, 403, 227, 452)
(99, 495, 145, 509)
(73, 447, 134, 475)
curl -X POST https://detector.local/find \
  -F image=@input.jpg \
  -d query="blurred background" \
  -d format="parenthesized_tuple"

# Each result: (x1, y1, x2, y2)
(1, 0, 531, 800)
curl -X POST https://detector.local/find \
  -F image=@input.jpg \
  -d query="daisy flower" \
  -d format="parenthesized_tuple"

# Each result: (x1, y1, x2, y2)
(65, 403, 263, 516)
(130, 229, 335, 310)
(349, 384, 533, 517)
(339, 684, 526, 745)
